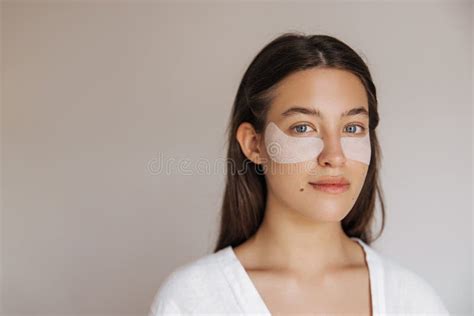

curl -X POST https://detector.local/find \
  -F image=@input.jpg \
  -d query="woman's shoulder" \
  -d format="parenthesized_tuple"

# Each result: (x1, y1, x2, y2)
(362, 241, 450, 315)
(148, 246, 234, 315)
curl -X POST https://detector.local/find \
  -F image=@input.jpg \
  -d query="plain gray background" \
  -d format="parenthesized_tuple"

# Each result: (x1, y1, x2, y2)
(1, 0, 472, 315)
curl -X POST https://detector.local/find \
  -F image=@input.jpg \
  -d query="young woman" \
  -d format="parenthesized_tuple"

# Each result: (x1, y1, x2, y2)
(149, 32, 449, 315)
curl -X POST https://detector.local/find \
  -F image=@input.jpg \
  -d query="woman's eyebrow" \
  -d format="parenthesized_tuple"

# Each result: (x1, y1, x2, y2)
(281, 106, 369, 118)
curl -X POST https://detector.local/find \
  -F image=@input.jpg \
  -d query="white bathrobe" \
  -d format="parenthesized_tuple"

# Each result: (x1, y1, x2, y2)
(148, 237, 449, 315)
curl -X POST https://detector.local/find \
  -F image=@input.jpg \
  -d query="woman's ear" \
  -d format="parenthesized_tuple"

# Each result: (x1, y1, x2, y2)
(236, 122, 265, 164)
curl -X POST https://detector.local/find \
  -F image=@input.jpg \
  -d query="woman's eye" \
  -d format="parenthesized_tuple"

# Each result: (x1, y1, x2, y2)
(345, 124, 366, 134)
(292, 124, 315, 135)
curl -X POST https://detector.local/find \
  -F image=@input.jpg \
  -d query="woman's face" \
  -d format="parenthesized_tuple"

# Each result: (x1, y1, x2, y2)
(259, 67, 370, 222)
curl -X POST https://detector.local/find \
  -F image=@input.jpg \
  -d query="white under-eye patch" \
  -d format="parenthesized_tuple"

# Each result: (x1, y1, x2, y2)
(264, 121, 371, 165)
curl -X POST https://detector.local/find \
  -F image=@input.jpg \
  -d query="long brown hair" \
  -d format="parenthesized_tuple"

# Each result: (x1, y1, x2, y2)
(213, 32, 385, 253)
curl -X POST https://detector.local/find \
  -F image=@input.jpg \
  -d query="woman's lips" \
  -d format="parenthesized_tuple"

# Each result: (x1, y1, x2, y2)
(311, 176, 350, 185)
(309, 183, 350, 194)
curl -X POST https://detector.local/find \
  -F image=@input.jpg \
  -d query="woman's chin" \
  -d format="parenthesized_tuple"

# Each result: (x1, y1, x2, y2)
(296, 206, 351, 223)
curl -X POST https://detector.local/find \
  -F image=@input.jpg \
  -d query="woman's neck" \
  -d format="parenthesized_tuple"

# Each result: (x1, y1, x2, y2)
(238, 200, 364, 280)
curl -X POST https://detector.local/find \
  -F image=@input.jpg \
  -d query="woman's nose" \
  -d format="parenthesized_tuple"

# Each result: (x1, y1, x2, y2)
(317, 135, 347, 167)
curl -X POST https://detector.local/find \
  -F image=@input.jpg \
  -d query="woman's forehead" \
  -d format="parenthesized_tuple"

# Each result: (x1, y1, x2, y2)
(267, 68, 369, 120)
